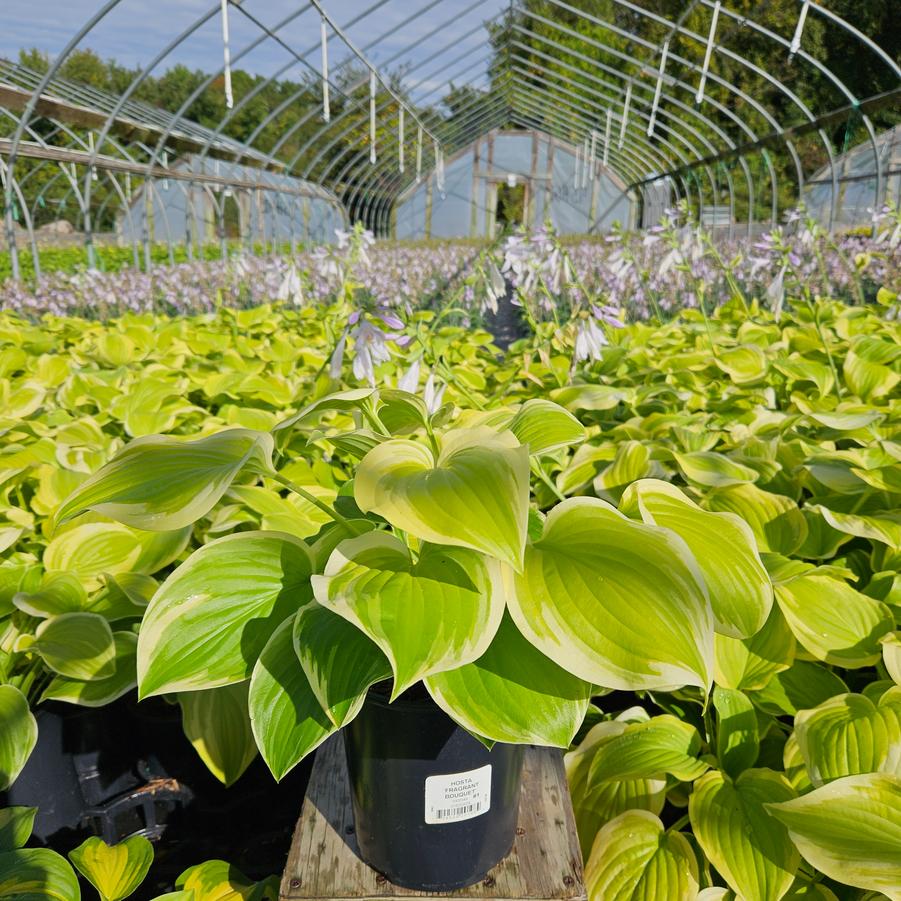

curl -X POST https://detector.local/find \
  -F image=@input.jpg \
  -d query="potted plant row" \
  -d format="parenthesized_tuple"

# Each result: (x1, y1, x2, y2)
(43, 387, 772, 890)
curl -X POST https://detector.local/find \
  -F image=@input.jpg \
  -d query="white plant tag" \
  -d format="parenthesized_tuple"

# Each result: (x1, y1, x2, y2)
(424, 764, 491, 825)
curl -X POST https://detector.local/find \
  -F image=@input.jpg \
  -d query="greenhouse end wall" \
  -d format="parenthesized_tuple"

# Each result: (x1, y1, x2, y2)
(393, 130, 635, 240)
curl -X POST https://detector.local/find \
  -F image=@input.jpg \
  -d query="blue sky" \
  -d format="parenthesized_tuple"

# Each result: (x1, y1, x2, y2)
(0, 0, 506, 103)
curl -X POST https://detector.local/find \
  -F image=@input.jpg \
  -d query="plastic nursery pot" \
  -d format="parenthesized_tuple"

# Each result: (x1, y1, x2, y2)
(343, 683, 524, 891)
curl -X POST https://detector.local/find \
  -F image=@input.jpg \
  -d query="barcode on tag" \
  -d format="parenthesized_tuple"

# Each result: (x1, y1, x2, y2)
(424, 764, 491, 825)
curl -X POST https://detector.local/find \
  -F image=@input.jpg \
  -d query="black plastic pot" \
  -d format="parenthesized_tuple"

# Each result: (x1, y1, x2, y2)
(344, 685, 524, 891)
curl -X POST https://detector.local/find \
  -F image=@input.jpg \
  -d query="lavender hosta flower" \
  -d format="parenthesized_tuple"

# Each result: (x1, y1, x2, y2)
(574, 318, 608, 362)
(351, 318, 392, 386)
(397, 358, 421, 393)
(767, 265, 787, 319)
(591, 303, 624, 329)
(423, 372, 446, 416)
(277, 264, 303, 306)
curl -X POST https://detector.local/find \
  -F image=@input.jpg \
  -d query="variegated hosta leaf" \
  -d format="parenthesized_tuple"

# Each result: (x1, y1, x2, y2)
(621, 479, 773, 638)
(883, 632, 901, 685)
(12, 572, 87, 617)
(41, 632, 137, 707)
(714, 686, 759, 778)
(751, 661, 848, 717)
(249, 615, 337, 781)
(68, 836, 153, 901)
(138, 532, 314, 698)
(586, 715, 708, 783)
(794, 689, 901, 787)
(565, 720, 666, 857)
(774, 572, 893, 668)
(425, 613, 592, 747)
(272, 388, 377, 434)
(353, 427, 530, 569)
(55, 429, 274, 531)
(176, 859, 275, 901)
(31, 613, 116, 680)
(508, 398, 586, 454)
(765, 773, 901, 899)
(585, 810, 698, 901)
(0, 686, 37, 791)
(507, 498, 713, 692)
(593, 441, 652, 502)
(714, 604, 796, 691)
(0, 848, 81, 900)
(0, 807, 36, 853)
(312, 531, 503, 698)
(293, 601, 391, 727)
(805, 504, 901, 551)
(705, 483, 808, 556)
(179, 682, 257, 787)
(689, 768, 800, 901)
(43, 523, 142, 589)
(673, 451, 758, 488)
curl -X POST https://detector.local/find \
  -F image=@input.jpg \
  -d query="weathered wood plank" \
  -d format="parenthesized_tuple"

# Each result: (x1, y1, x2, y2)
(280, 736, 585, 901)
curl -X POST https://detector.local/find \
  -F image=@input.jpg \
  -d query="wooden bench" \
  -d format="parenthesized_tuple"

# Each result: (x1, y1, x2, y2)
(280, 735, 587, 901)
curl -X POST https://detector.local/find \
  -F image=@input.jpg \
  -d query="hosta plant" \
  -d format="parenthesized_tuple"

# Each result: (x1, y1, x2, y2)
(50, 389, 773, 785)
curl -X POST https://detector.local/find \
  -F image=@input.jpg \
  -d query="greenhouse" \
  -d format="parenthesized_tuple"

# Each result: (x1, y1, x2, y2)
(0, 1, 899, 899)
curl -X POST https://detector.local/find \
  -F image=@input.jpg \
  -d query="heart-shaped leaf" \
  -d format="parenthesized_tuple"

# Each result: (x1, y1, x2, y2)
(43, 523, 142, 589)
(714, 604, 795, 691)
(706, 483, 808, 555)
(138, 532, 314, 697)
(41, 632, 137, 707)
(508, 399, 586, 454)
(751, 661, 848, 717)
(354, 427, 529, 568)
(585, 811, 698, 901)
(312, 531, 503, 697)
(507, 498, 713, 692)
(0, 848, 81, 900)
(55, 429, 274, 531)
(425, 612, 592, 747)
(714, 686, 760, 778)
(765, 773, 901, 899)
(0, 808, 36, 853)
(32, 613, 116, 680)
(249, 616, 337, 781)
(690, 768, 800, 901)
(794, 689, 901, 786)
(180, 682, 258, 787)
(673, 451, 758, 488)
(68, 836, 153, 901)
(293, 601, 391, 727)
(621, 479, 773, 638)
(0, 686, 37, 792)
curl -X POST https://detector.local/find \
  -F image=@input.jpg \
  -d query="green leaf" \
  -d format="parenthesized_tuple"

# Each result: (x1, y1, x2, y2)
(43, 524, 142, 589)
(765, 773, 901, 899)
(293, 602, 391, 727)
(586, 715, 708, 783)
(55, 429, 274, 531)
(716, 344, 768, 385)
(312, 532, 502, 697)
(376, 389, 429, 434)
(621, 479, 773, 638)
(180, 682, 258, 787)
(0, 686, 36, 791)
(774, 573, 893, 667)
(32, 613, 116, 680)
(882, 632, 901, 685)
(41, 632, 137, 707)
(673, 451, 758, 488)
(550, 384, 627, 411)
(751, 661, 848, 717)
(354, 427, 529, 569)
(0, 848, 81, 900)
(175, 858, 276, 900)
(794, 689, 901, 787)
(706, 483, 808, 555)
(508, 399, 586, 455)
(0, 808, 36, 852)
(593, 441, 651, 502)
(714, 604, 796, 691)
(805, 504, 901, 550)
(248, 616, 337, 781)
(689, 768, 800, 901)
(68, 836, 153, 901)
(714, 687, 759, 778)
(507, 498, 713, 692)
(273, 388, 377, 434)
(424, 613, 592, 747)
(137, 532, 314, 697)
(12, 573, 88, 617)
(584, 810, 698, 901)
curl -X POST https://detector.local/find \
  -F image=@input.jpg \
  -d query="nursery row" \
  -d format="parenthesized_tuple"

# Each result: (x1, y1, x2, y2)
(0, 220, 900, 899)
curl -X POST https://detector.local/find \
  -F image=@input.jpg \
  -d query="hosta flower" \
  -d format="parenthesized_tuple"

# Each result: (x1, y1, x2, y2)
(329, 333, 347, 379)
(767, 265, 787, 319)
(591, 303, 624, 328)
(574, 318, 607, 362)
(277, 264, 303, 306)
(351, 319, 392, 386)
(397, 358, 421, 393)
(423, 372, 446, 415)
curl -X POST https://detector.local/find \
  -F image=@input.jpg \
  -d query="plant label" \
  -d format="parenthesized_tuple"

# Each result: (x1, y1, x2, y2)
(424, 764, 492, 824)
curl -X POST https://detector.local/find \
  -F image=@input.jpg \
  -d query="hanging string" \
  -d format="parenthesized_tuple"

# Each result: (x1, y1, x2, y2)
(416, 126, 423, 183)
(696, 0, 720, 105)
(399, 106, 405, 174)
(321, 16, 330, 122)
(220, 0, 233, 109)
(589, 129, 597, 181)
(369, 70, 377, 165)
(618, 81, 631, 150)
(647, 38, 669, 138)
(789, 0, 811, 58)
(603, 108, 612, 167)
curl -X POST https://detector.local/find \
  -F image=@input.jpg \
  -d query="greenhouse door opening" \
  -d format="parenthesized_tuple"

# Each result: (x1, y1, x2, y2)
(490, 181, 527, 237)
